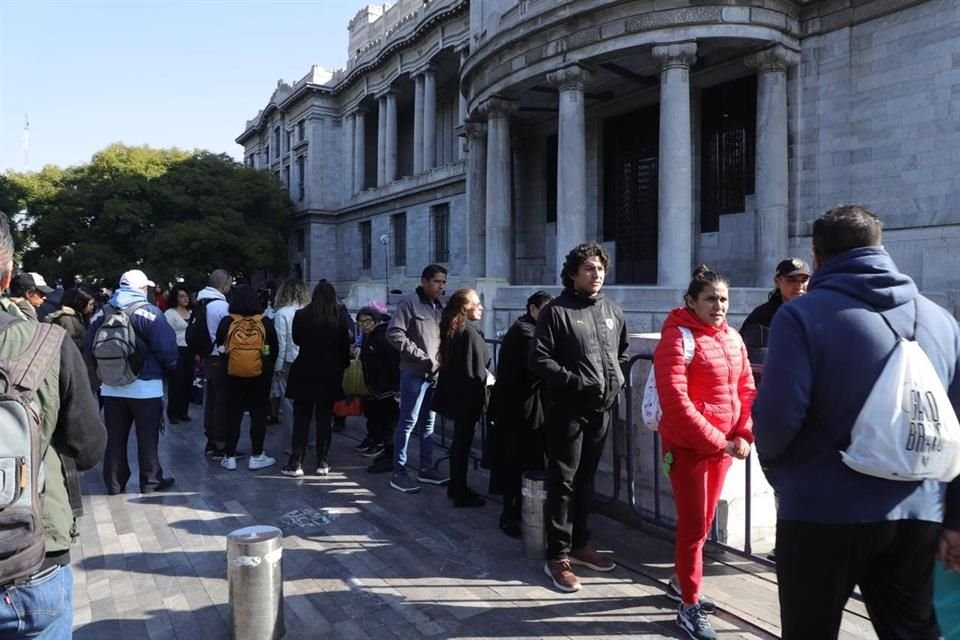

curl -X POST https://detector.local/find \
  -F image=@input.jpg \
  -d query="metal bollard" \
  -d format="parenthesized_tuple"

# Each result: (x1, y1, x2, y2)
(521, 471, 549, 559)
(227, 525, 285, 640)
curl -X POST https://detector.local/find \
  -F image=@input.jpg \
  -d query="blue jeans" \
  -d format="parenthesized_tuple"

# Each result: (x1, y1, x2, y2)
(393, 372, 436, 474)
(0, 564, 73, 639)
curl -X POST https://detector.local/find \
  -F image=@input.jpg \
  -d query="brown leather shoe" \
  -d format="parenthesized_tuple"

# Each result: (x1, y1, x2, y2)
(569, 545, 616, 572)
(544, 559, 582, 593)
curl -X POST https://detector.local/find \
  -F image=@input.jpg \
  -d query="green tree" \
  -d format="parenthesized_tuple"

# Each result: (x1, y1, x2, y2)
(16, 144, 293, 290)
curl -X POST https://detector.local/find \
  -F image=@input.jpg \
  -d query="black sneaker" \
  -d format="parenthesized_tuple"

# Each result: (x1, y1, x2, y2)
(676, 603, 716, 640)
(667, 574, 716, 614)
(354, 437, 374, 453)
(204, 446, 225, 460)
(362, 443, 385, 458)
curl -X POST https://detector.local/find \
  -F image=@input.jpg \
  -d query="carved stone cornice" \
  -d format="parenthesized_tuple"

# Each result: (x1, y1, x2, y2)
(476, 96, 519, 119)
(744, 45, 800, 72)
(546, 63, 592, 93)
(464, 119, 487, 140)
(651, 41, 698, 71)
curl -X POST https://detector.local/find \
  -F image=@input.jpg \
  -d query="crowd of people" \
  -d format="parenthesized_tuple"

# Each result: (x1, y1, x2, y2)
(1, 204, 959, 640)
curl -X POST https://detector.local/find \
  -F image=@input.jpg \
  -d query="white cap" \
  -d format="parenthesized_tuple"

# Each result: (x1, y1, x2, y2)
(119, 269, 155, 290)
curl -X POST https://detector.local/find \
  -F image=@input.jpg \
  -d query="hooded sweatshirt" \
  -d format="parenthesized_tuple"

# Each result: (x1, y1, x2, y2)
(197, 286, 229, 356)
(86, 287, 178, 399)
(753, 247, 960, 527)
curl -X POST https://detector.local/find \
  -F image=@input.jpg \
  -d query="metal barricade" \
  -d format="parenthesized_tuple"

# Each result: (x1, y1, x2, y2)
(227, 525, 285, 640)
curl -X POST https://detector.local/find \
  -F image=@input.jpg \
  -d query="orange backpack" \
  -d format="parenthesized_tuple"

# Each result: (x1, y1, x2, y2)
(225, 314, 266, 378)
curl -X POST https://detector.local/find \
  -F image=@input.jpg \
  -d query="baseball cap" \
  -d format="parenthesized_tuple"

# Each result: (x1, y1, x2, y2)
(775, 258, 811, 278)
(14, 272, 54, 294)
(119, 269, 156, 289)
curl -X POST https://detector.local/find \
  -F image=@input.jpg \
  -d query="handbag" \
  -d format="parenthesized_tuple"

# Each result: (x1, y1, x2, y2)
(333, 397, 364, 417)
(342, 359, 369, 397)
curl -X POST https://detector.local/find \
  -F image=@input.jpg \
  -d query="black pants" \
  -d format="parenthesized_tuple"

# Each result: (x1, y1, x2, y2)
(292, 397, 334, 467)
(501, 427, 547, 522)
(777, 519, 940, 640)
(223, 375, 270, 457)
(102, 396, 164, 493)
(166, 347, 194, 420)
(203, 355, 227, 446)
(448, 418, 479, 499)
(544, 405, 609, 559)
(365, 396, 398, 445)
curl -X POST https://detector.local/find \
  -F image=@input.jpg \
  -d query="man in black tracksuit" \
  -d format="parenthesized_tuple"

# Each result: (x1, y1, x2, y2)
(530, 242, 629, 593)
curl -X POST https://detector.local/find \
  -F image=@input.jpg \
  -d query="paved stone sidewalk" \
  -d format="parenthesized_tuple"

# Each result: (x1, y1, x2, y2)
(70, 405, 876, 639)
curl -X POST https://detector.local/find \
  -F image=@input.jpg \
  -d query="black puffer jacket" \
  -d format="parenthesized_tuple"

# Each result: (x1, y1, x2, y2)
(530, 288, 629, 413)
(359, 321, 400, 398)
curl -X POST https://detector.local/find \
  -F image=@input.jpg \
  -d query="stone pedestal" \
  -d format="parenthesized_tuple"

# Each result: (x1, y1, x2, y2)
(652, 42, 697, 287)
(747, 45, 800, 285)
(547, 64, 591, 285)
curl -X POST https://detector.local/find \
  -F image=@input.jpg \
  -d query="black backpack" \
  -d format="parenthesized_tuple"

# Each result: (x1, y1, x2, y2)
(185, 299, 214, 357)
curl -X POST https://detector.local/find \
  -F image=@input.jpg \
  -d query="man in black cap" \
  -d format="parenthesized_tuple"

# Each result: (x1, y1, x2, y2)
(7, 272, 55, 321)
(740, 258, 811, 353)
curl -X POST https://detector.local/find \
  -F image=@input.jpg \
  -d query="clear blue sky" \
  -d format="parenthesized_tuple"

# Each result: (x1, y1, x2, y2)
(0, 0, 373, 173)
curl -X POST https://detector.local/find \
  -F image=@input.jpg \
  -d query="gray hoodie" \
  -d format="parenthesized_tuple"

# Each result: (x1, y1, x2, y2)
(387, 287, 443, 377)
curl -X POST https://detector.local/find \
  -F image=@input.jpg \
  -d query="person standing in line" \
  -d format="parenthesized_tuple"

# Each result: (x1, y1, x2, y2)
(8, 272, 54, 321)
(215, 285, 278, 472)
(272, 278, 311, 449)
(490, 290, 553, 537)
(46, 287, 95, 354)
(530, 242, 628, 593)
(432, 289, 490, 508)
(86, 269, 178, 495)
(281, 281, 351, 477)
(754, 205, 960, 640)
(197, 269, 235, 460)
(356, 305, 400, 472)
(0, 211, 106, 639)
(163, 284, 193, 424)
(655, 266, 755, 640)
(387, 264, 449, 494)
(740, 257, 811, 356)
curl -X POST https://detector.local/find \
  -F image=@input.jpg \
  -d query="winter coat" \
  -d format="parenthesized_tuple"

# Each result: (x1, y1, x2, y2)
(386, 287, 443, 378)
(493, 314, 545, 433)
(654, 307, 756, 456)
(46, 307, 86, 354)
(529, 288, 629, 413)
(285, 306, 351, 402)
(740, 294, 783, 349)
(432, 322, 490, 424)
(753, 247, 960, 527)
(359, 322, 400, 398)
(274, 303, 302, 365)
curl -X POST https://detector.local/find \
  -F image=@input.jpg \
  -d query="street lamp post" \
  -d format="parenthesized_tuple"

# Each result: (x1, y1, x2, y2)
(379, 233, 390, 304)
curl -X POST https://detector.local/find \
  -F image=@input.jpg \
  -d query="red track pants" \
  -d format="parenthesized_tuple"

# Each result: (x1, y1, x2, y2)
(667, 448, 732, 605)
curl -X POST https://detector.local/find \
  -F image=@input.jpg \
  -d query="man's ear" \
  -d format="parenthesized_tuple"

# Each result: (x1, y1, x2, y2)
(0, 262, 12, 292)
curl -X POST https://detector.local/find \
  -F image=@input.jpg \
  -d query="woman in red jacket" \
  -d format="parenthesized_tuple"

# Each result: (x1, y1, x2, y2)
(654, 266, 756, 640)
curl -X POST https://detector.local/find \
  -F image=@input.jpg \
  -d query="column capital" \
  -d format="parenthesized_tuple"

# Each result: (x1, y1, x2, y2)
(476, 96, 519, 119)
(744, 44, 800, 72)
(464, 119, 487, 141)
(651, 41, 698, 70)
(411, 62, 438, 78)
(375, 87, 397, 100)
(453, 41, 470, 56)
(546, 63, 592, 92)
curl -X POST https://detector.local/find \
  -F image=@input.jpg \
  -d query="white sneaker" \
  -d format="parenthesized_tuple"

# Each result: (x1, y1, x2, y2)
(316, 464, 330, 476)
(220, 456, 237, 470)
(248, 453, 276, 471)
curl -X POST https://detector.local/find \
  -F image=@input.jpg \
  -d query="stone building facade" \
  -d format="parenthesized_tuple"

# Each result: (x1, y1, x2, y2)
(237, 0, 960, 330)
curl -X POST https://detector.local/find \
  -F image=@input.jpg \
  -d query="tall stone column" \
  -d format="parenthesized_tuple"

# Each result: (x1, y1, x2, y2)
(456, 46, 469, 161)
(344, 113, 355, 197)
(480, 97, 518, 280)
(423, 66, 437, 170)
(465, 120, 487, 277)
(547, 63, 591, 285)
(413, 74, 425, 174)
(746, 45, 800, 285)
(377, 95, 387, 187)
(384, 90, 398, 183)
(354, 108, 366, 193)
(652, 42, 697, 287)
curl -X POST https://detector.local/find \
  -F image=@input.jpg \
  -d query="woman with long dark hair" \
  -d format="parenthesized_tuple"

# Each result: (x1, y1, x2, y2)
(654, 265, 755, 640)
(46, 287, 95, 353)
(281, 281, 351, 477)
(431, 288, 490, 508)
(164, 284, 194, 424)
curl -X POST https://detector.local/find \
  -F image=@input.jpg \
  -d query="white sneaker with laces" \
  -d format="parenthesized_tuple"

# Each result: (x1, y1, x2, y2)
(248, 453, 276, 471)
(220, 456, 237, 470)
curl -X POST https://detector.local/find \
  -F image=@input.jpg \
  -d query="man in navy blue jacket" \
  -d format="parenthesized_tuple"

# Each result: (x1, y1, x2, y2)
(753, 205, 960, 639)
(87, 269, 178, 494)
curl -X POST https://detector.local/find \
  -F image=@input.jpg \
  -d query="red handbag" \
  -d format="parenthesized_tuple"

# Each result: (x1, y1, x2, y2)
(333, 397, 364, 417)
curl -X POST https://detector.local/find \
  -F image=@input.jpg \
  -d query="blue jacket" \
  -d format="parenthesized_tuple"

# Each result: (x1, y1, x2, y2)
(86, 288, 178, 381)
(753, 247, 960, 527)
